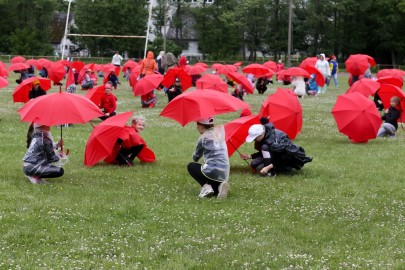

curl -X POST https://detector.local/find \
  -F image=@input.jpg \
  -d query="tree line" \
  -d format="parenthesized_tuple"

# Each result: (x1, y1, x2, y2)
(0, 0, 404, 65)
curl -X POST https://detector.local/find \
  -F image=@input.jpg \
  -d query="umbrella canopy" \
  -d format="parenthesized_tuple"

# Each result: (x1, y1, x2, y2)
(377, 76, 403, 88)
(85, 84, 106, 106)
(56, 59, 71, 67)
(122, 60, 138, 72)
(224, 115, 260, 157)
(48, 62, 66, 83)
(0, 77, 8, 89)
(300, 65, 325, 86)
(242, 63, 273, 78)
(10, 56, 26, 64)
(133, 73, 164, 96)
(18, 91, 104, 126)
(345, 78, 380, 97)
(185, 64, 207, 76)
(217, 64, 238, 76)
(331, 92, 382, 143)
(282, 67, 310, 78)
(263, 61, 277, 72)
(8, 63, 30, 71)
(36, 58, 53, 70)
(71, 61, 85, 71)
(162, 67, 192, 91)
(195, 74, 228, 93)
(160, 89, 250, 126)
(195, 62, 209, 68)
(299, 57, 319, 68)
(378, 84, 405, 121)
(12, 77, 52, 103)
(0, 62, 8, 77)
(377, 69, 405, 79)
(345, 54, 370, 76)
(84, 111, 144, 167)
(227, 72, 254, 94)
(211, 63, 223, 71)
(259, 88, 302, 140)
(233, 62, 243, 67)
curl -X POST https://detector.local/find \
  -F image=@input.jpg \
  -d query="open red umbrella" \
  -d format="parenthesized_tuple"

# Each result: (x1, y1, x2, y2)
(18, 91, 104, 126)
(85, 84, 106, 106)
(8, 63, 30, 71)
(224, 115, 260, 157)
(377, 76, 403, 88)
(217, 64, 238, 76)
(122, 60, 138, 72)
(162, 67, 192, 91)
(185, 64, 207, 76)
(195, 74, 228, 93)
(133, 73, 164, 96)
(48, 62, 66, 84)
(71, 61, 85, 71)
(160, 89, 250, 126)
(300, 65, 325, 87)
(263, 61, 277, 72)
(242, 63, 273, 78)
(345, 78, 380, 97)
(299, 57, 318, 68)
(0, 62, 8, 77)
(195, 62, 209, 68)
(211, 63, 223, 71)
(377, 69, 405, 79)
(282, 67, 310, 78)
(35, 58, 53, 70)
(331, 92, 382, 143)
(233, 62, 243, 67)
(378, 84, 405, 121)
(56, 59, 71, 67)
(259, 88, 302, 140)
(345, 54, 369, 76)
(12, 77, 52, 103)
(11, 56, 26, 64)
(0, 77, 8, 89)
(227, 71, 254, 94)
(84, 111, 144, 167)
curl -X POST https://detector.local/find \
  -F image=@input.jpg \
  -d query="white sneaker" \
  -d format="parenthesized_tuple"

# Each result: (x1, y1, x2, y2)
(217, 182, 230, 199)
(26, 175, 42, 184)
(198, 185, 214, 198)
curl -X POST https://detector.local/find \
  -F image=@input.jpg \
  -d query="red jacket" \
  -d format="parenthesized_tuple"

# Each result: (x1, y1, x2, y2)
(100, 93, 117, 114)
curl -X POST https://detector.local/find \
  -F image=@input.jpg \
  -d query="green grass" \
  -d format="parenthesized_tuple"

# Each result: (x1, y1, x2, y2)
(0, 71, 404, 269)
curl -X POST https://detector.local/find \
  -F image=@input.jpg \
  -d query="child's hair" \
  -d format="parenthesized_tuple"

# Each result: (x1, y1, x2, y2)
(391, 96, 400, 105)
(132, 115, 146, 124)
(26, 123, 34, 148)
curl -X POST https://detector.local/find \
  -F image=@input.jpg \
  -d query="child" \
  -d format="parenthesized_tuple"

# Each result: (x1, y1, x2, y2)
(23, 124, 64, 184)
(291, 76, 306, 98)
(107, 70, 119, 89)
(167, 78, 182, 102)
(377, 96, 401, 138)
(256, 77, 267, 94)
(306, 74, 318, 96)
(187, 117, 230, 198)
(99, 83, 117, 120)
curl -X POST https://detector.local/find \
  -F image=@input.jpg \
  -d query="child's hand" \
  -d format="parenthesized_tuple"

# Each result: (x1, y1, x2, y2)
(240, 154, 251, 160)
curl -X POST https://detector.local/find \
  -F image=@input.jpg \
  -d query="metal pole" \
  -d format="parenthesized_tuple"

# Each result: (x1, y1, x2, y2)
(61, 0, 72, 60)
(287, 0, 293, 68)
(163, 0, 167, 53)
(144, 0, 154, 58)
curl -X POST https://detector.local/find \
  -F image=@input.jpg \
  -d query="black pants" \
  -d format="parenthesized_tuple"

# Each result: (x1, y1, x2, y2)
(116, 145, 144, 165)
(23, 163, 64, 178)
(99, 111, 117, 121)
(187, 162, 220, 194)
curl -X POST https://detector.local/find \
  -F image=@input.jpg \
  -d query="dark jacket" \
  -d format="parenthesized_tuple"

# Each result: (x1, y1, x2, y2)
(382, 106, 401, 130)
(29, 87, 46, 99)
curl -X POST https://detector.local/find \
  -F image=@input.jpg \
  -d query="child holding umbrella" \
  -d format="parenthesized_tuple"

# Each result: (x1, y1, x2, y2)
(377, 96, 401, 138)
(187, 117, 230, 198)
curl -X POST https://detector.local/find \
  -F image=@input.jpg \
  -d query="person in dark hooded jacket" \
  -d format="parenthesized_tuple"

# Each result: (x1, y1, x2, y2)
(241, 122, 312, 176)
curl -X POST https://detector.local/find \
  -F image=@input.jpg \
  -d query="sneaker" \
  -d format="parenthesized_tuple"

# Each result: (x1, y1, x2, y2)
(26, 175, 42, 184)
(217, 182, 230, 199)
(261, 171, 276, 178)
(198, 186, 214, 198)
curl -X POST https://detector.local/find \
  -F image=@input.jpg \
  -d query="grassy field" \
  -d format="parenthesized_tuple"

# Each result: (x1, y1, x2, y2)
(0, 71, 404, 269)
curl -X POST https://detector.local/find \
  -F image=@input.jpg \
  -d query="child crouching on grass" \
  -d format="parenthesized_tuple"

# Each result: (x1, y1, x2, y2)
(187, 117, 230, 199)
(377, 96, 401, 138)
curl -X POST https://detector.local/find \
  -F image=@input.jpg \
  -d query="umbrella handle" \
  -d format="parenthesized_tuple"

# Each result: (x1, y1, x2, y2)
(228, 140, 250, 166)
(60, 125, 63, 151)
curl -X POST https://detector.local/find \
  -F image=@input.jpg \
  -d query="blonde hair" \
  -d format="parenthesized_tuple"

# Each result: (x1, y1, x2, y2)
(132, 115, 146, 124)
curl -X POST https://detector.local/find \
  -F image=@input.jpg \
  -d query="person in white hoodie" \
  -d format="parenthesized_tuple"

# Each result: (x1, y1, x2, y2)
(315, 53, 331, 94)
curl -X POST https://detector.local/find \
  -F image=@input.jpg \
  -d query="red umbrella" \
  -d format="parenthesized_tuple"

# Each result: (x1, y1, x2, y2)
(242, 63, 273, 78)
(195, 62, 209, 68)
(71, 61, 85, 71)
(217, 64, 238, 76)
(35, 58, 53, 70)
(18, 91, 104, 126)
(227, 72, 254, 94)
(377, 76, 403, 88)
(122, 60, 138, 72)
(12, 77, 52, 103)
(364, 54, 376, 67)
(85, 84, 106, 106)
(345, 78, 380, 97)
(185, 64, 207, 76)
(378, 84, 405, 120)
(8, 63, 30, 71)
(195, 74, 228, 93)
(233, 62, 243, 67)
(84, 111, 144, 167)
(299, 57, 318, 68)
(282, 67, 310, 78)
(10, 56, 26, 64)
(263, 61, 277, 72)
(137, 146, 156, 163)
(26, 59, 37, 67)
(211, 63, 223, 70)
(224, 115, 260, 157)
(345, 54, 370, 76)
(377, 69, 405, 79)
(300, 65, 325, 87)
(162, 67, 192, 91)
(133, 73, 164, 96)
(0, 62, 8, 77)
(0, 77, 8, 89)
(48, 62, 66, 83)
(331, 92, 382, 143)
(129, 68, 141, 88)
(159, 89, 250, 126)
(259, 88, 302, 140)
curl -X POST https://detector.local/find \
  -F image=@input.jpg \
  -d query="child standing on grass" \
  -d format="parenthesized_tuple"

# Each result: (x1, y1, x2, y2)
(23, 124, 64, 184)
(187, 117, 230, 199)
(377, 96, 401, 138)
